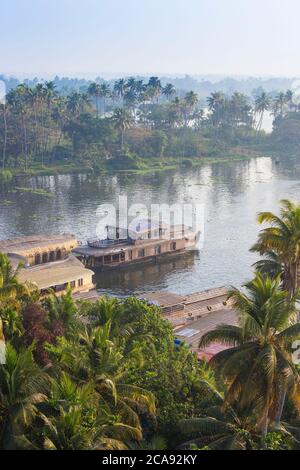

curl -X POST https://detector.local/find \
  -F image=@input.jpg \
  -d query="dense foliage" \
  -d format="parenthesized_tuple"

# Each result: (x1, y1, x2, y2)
(1, 199, 300, 450)
(1, 77, 298, 175)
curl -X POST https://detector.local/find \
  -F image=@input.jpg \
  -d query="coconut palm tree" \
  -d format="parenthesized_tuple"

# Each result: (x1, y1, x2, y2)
(99, 83, 111, 116)
(87, 82, 102, 117)
(0, 103, 8, 170)
(251, 199, 300, 297)
(42, 286, 78, 334)
(185, 91, 198, 109)
(162, 83, 176, 101)
(0, 317, 5, 365)
(167, 97, 184, 128)
(126, 77, 137, 91)
(207, 91, 225, 127)
(273, 92, 287, 118)
(0, 253, 29, 301)
(199, 273, 300, 436)
(49, 316, 155, 438)
(41, 404, 142, 450)
(254, 91, 270, 131)
(178, 380, 257, 450)
(66, 92, 91, 118)
(124, 88, 138, 114)
(44, 81, 57, 108)
(285, 89, 294, 112)
(6, 85, 30, 169)
(183, 91, 199, 127)
(0, 343, 47, 449)
(147, 77, 162, 103)
(0, 253, 32, 341)
(113, 79, 127, 101)
(111, 107, 133, 148)
(40, 371, 141, 450)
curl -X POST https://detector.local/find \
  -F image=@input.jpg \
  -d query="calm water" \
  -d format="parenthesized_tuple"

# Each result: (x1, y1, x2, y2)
(1, 156, 300, 296)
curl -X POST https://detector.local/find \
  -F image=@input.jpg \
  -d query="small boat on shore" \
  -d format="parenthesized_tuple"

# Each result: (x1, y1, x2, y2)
(73, 219, 200, 270)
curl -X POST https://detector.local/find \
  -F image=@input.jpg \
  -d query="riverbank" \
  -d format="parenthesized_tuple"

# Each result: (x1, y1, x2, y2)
(2, 147, 268, 178)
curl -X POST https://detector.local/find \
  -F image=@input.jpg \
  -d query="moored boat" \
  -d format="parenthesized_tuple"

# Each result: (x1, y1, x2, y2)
(73, 219, 200, 270)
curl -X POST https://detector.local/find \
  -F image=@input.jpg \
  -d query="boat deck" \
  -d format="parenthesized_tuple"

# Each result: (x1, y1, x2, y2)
(175, 308, 238, 349)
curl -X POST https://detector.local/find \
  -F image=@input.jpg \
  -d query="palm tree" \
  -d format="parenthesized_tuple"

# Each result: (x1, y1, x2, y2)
(162, 83, 176, 101)
(285, 89, 294, 112)
(0, 103, 8, 170)
(199, 273, 300, 436)
(111, 107, 133, 148)
(87, 82, 102, 117)
(147, 77, 162, 103)
(0, 343, 47, 449)
(273, 92, 287, 118)
(6, 85, 30, 169)
(42, 286, 78, 334)
(251, 199, 300, 297)
(254, 91, 270, 131)
(183, 91, 199, 127)
(66, 92, 91, 118)
(44, 81, 57, 108)
(168, 97, 184, 128)
(192, 108, 205, 130)
(126, 77, 137, 91)
(0, 253, 29, 301)
(178, 380, 257, 450)
(41, 404, 142, 450)
(207, 91, 225, 127)
(185, 91, 198, 108)
(99, 83, 111, 116)
(113, 79, 127, 101)
(40, 372, 141, 450)
(0, 317, 5, 365)
(48, 318, 155, 437)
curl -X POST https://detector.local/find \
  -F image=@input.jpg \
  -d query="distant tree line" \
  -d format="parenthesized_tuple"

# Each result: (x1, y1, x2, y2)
(0, 77, 299, 172)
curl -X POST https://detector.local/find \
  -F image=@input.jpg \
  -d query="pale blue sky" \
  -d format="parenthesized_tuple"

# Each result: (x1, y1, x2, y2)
(1, 0, 300, 77)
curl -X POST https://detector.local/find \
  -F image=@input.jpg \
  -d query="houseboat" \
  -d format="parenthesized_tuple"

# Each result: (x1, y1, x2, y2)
(0, 234, 94, 295)
(72, 219, 200, 270)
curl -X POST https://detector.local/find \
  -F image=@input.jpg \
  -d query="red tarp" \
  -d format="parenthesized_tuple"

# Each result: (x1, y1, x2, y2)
(197, 343, 229, 361)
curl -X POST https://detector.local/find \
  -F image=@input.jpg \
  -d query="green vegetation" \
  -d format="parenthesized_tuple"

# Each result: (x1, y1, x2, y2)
(10, 187, 53, 198)
(0, 169, 12, 183)
(1, 199, 300, 450)
(1, 78, 299, 177)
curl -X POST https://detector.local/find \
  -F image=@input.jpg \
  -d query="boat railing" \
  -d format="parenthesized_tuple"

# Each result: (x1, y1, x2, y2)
(87, 238, 129, 249)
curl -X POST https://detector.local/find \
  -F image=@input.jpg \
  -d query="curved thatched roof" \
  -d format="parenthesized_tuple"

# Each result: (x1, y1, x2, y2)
(0, 234, 77, 257)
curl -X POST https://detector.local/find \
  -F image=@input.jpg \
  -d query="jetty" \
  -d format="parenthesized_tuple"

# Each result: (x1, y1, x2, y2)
(139, 287, 237, 359)
(139, 286, 234, 327)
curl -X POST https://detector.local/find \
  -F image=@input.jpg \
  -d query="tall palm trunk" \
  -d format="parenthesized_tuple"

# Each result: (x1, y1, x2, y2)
(274, 389, 287, 425)
(33, 103, 39, 157)
(21, 114, 28, 170)
(258, 409, 269, 438)
(285, 261, 299, 299)
(2, 106, 7, 170)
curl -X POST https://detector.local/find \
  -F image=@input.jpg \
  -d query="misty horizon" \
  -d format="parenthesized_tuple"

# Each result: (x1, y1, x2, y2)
(2, 0, 300, 77)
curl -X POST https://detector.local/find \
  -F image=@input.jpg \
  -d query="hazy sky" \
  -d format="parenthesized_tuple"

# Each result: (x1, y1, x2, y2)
(1, 0, 300, 77)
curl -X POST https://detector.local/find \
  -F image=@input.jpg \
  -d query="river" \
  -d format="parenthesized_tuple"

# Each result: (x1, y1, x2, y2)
(1, 156, 300, 296)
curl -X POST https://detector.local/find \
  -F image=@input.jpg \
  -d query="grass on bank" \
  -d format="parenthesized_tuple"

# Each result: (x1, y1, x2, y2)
(3, 147, 268, 179)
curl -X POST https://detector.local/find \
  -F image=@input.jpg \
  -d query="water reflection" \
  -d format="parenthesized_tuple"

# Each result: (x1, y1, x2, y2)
(1, 155, 300, 294)
(95, 251, 199, 296)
